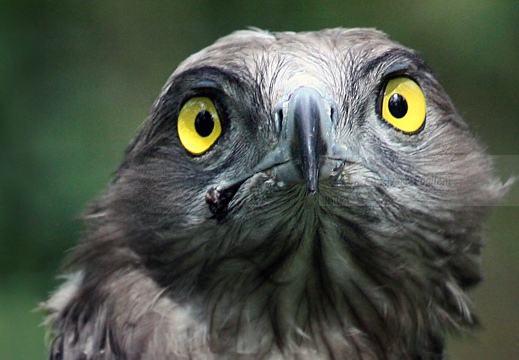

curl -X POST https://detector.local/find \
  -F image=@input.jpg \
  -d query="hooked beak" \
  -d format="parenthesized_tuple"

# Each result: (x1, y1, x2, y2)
(273, 86, 335, 193)
(206, 85, 351, 219)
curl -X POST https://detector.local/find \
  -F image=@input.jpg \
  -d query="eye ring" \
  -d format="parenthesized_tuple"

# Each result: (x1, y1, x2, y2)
(380, 77, 426, 134)
(177, 97, 222, 155)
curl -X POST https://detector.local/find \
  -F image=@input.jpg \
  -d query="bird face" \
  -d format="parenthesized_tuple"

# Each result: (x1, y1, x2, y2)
(121, 28, 494, 277)
(49, 29, 507, 358)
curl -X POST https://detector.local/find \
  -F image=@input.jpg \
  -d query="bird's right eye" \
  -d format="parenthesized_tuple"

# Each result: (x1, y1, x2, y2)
(177, 97, 222, 155)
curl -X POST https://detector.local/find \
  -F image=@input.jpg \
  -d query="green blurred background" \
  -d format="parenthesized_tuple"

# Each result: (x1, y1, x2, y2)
(1, 1, 517, 359)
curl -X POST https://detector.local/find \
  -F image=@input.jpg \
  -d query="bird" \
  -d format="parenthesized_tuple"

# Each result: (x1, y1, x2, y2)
(44, 28, 508, 359)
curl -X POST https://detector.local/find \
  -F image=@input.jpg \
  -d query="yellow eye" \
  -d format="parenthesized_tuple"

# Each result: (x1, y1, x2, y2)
(381, 77, 426, 133)
(177, 97, 222, 155)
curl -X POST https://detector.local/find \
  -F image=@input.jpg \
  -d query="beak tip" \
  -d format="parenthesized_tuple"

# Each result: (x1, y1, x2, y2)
(306, 173, 319, 193)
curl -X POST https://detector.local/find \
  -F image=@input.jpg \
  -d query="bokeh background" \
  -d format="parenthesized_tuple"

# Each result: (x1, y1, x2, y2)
(1, 1, 517, 359)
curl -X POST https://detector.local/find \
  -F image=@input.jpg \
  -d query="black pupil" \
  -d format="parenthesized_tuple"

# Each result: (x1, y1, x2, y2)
(388, 93, 408, 118)
(194, 110, 214, 137)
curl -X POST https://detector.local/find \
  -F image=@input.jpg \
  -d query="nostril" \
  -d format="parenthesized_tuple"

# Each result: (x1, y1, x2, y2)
(327, 98, 339, 124)
(276, 109, 284, 132)
(273, 103, 284, 133)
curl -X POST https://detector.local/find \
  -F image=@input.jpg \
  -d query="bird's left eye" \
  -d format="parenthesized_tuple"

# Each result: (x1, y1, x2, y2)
(177, 97, 222, 155)
(380, 77, 426, 133)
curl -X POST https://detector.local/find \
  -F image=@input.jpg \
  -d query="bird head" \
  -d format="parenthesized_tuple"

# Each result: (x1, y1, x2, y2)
(73, 28, 507, 357)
